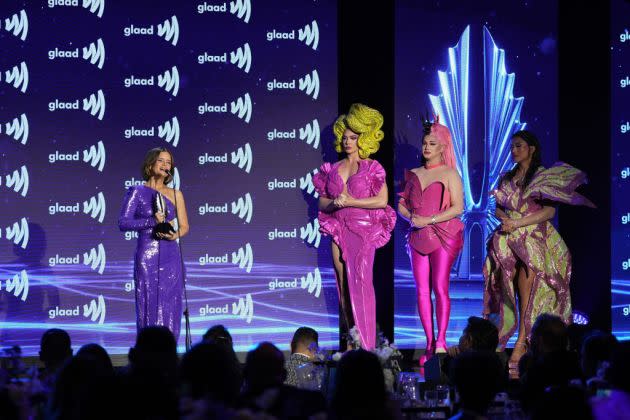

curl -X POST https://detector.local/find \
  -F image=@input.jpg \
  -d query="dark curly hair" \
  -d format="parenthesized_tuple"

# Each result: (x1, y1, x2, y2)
(501, 130, 542, 189)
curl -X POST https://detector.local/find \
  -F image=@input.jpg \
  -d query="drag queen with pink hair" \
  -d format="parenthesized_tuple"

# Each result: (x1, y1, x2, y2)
(398, 116, 464, 364)
(313, 103, 396, 350)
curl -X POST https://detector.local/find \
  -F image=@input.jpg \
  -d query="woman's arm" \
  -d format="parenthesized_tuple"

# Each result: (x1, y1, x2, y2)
(344, 183, 389, 209)
(118, 188, 159, 231)
(398, 199, 412, 223)
(318, 196, 338, 213)
(503, 205, 556, 231)
(161, 191, 190, 240)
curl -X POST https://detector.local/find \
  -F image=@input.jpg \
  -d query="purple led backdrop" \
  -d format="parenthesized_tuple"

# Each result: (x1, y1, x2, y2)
(0, 0, 339, 355)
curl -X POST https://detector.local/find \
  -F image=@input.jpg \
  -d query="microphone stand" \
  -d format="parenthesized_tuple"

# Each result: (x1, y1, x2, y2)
(168, 170, 192, 352)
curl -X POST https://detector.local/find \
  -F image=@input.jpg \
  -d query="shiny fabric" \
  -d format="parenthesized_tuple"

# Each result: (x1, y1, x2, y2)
(398, 170, 464, 350)
(313, 159, 396, 350)
(118, 185, 183, 342)
(483, 162, 595, 348)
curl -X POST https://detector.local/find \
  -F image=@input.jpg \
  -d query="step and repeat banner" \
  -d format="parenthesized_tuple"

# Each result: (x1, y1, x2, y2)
(394, 0, 559, 348)
(612, 0, 630, 341)
(0, 0, 339, 355)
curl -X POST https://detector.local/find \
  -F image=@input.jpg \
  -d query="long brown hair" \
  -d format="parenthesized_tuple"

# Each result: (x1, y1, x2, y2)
(141, 147, 175, 185)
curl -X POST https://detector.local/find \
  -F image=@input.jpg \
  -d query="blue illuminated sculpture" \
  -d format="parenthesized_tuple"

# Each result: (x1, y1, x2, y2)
(429, 26, 526, 279)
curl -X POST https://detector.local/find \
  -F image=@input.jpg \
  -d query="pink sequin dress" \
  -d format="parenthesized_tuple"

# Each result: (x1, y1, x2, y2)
(313, 159, 396, 350)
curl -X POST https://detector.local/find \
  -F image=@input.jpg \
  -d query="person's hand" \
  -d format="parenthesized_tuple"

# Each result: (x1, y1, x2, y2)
(154, 211, 165, 223)
(334, 193, 352, 208)
(500, 218, 519, 233)
(158, 231, 178, 241)
(411, 215, 430, 228)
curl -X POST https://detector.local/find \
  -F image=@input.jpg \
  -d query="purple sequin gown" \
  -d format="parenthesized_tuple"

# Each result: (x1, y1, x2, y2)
(118, 185, 183, 341)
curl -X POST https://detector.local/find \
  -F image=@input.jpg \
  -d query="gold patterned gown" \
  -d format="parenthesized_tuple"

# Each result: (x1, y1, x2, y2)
(483, 163, 595, 347)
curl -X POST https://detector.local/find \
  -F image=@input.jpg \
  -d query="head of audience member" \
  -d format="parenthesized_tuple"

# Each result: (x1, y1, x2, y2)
(128, 326, 178, 375)
(605, 341, 630, 393)
(290, 327, 319, 358)
(580, 331, 618, 380)
(566, 323, 592, 354)
(458, 316, 499, 352)
(331, 349, 389, 420)
(243, 342, 286, 395)
(76, 343, 114, 374)
(530, 314, 568, 356)
(202, 324, 233, 348)
(450, 351, 502, 416)
(180, 340, 242, 407)
(49, 354, 117, 419)
(39, 329, 72, 371)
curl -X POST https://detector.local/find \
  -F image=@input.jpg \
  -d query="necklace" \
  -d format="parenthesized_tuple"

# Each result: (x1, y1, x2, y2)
(425, 162, 445, 170)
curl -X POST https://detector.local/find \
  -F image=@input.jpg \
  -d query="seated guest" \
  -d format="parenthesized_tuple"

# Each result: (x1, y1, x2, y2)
(240, 342, 326, 418)
(330, 349, 396, 420)
(202, 324, 234, 349)
(591, 342, 630, 420)
(39, 329, 72, 391)
(449, 351, 503, 420)
(581, 331, 618, 393)
(447, 316, 499, 356)
(519, 313, 574, 378)
(285, 327, 319, 387)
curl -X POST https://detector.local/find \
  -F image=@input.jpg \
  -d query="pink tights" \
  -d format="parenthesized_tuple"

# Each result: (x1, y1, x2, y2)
(410, 246, 456, 351)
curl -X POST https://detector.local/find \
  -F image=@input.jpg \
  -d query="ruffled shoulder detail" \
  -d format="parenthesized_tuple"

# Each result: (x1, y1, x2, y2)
(367, 159, 386, 195)
(524, 162, 595, 208)
(397, 170, 418, 203)
(312, 162, 333, 198)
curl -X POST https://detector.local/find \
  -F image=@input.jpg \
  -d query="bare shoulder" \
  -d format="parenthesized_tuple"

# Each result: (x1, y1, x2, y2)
(445, 166, 461, 179)
(410, 167, 424, 175)
(175, 189, 185, 201)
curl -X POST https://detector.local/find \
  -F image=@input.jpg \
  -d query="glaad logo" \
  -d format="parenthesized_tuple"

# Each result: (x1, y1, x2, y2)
(198, 93, 252, 123)
(83, 192, 106, 223)
(231, 143, 252, 173)
(198, 143, 253, 173)
(47, 0, 105, 18)
(123, 15, 179, 46)
(124, 66, 180, 97)
(167, 167, 181, 190)
(124, 117, 180, 148)
(1, 270, 29, 302)
(49, 141, 106, 172)
(198, 193, 253, 223)
(299, 70, 319, 99)
(2, 9, 28, 41)
(49, 90, 106, 120)
(268, 268, 322, 298)
(621, 76, 630, 88)
(232, 293, 254, 323)
(300, 168, 319, 198)
(622, 122, 630, 134)
(0, 114, 29, 145)
(83, 295, 106, 324)
(230, 43, 251, 73)
(621, 29, 630, 43)
(48, 39, 106, 69)
(1, 62, 29, 93)
(84, 244, 106, 274)
(621, 167, 630, 179)
(623, 213, 630, 224)
(197, 1, 251, 23)
(82, 38, 105, 69)
(232, 243, 254, 272)
(267, 20, 319, 51)
(267, 119, 320, 149)
(198, 43, 252, 74)
(0, 165, 29, 197)
(0, 218, 29, 249)
(231, 193, 253, 223)
(300, 219, 321, 248)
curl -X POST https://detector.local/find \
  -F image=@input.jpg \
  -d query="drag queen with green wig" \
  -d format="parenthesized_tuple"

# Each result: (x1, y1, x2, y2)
(313, 103, 396, 350)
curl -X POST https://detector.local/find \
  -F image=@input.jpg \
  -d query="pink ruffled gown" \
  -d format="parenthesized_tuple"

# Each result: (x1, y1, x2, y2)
(313, 159, 396, 350)
(398, 170, 464, 352)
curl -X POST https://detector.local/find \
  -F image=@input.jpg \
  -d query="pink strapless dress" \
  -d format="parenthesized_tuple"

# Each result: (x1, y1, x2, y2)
(313, 159, 396, 350)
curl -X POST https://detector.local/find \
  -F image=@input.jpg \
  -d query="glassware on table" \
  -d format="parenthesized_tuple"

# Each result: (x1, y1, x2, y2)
(424, 389, 438, 408)
(435, 384, 450, 407)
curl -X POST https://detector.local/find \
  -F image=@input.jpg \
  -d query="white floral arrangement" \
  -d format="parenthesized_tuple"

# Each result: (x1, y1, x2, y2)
(331, 327, 403, 391)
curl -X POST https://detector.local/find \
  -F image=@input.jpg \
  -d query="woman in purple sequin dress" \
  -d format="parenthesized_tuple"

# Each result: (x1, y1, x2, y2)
(118, 148, 190, 341)
(313, 104, 396, 350)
